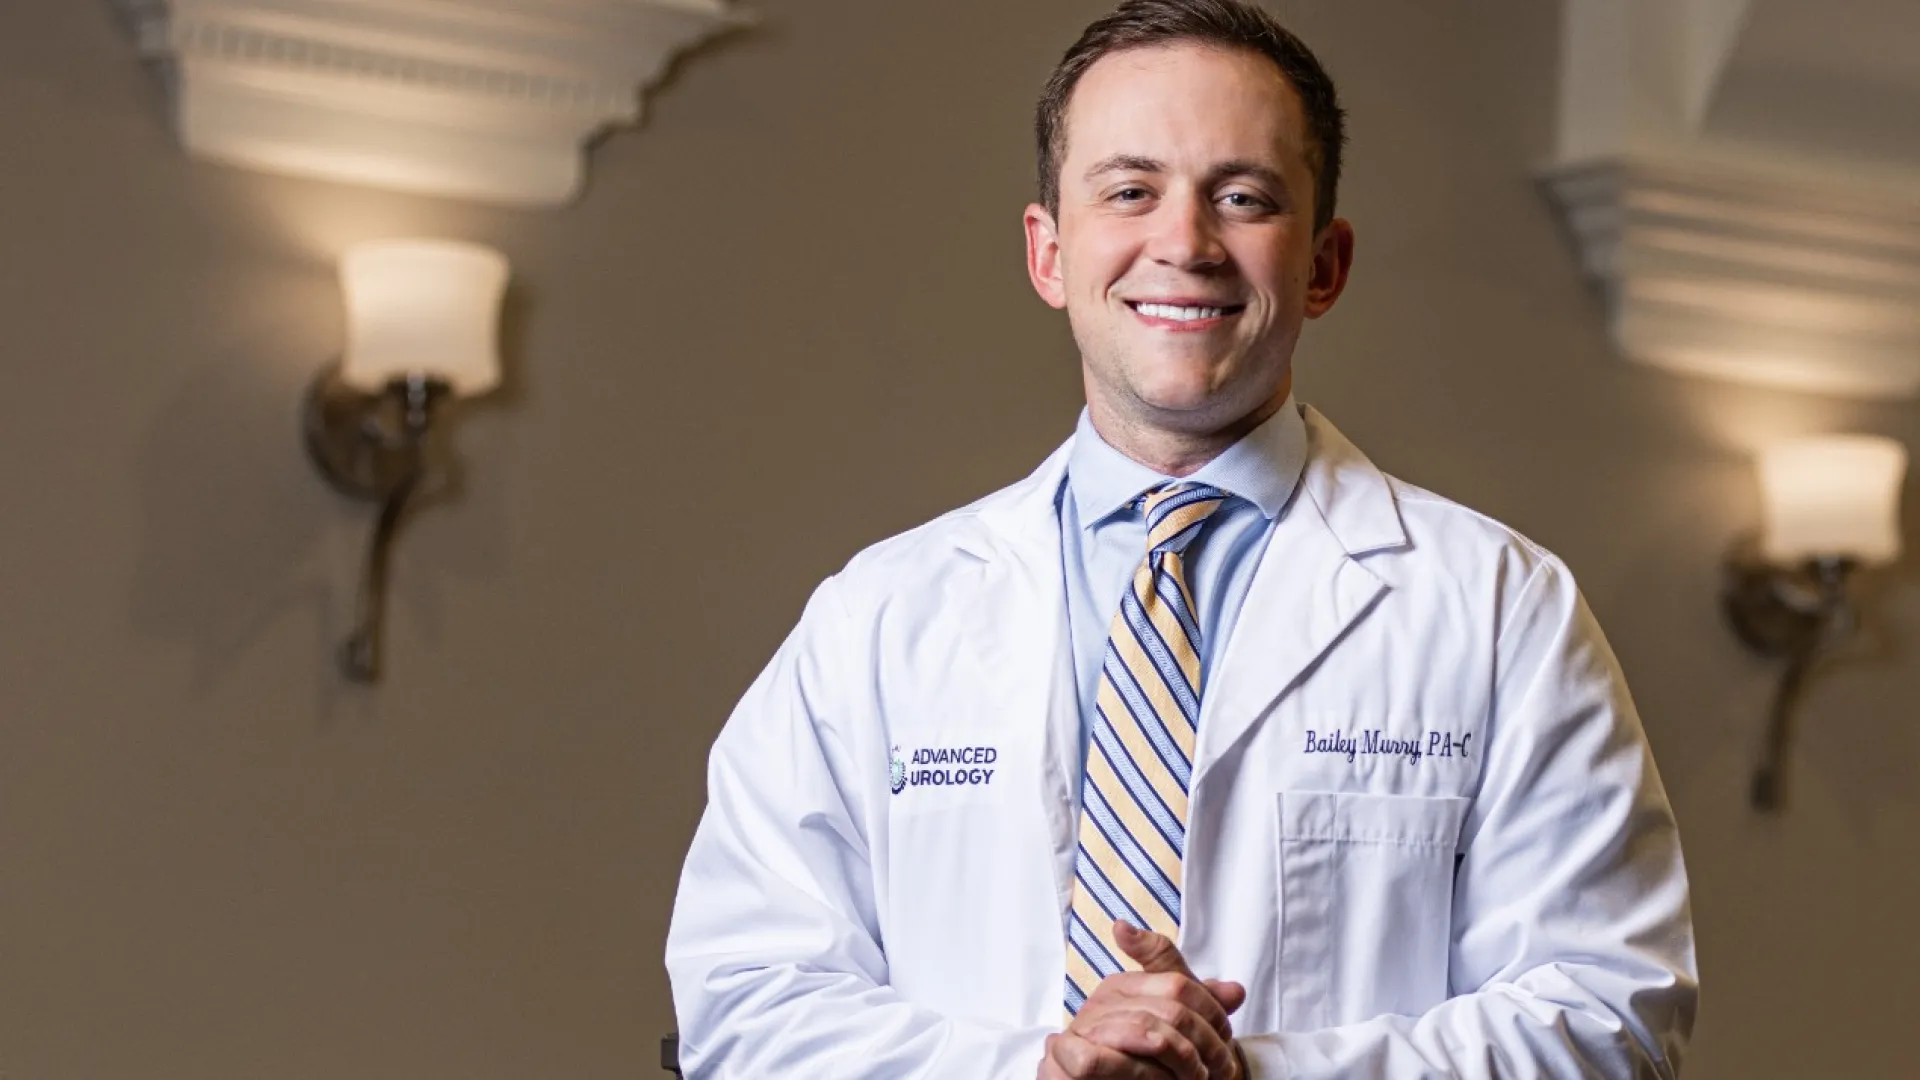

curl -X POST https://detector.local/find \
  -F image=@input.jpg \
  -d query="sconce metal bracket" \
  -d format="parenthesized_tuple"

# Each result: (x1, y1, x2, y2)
(1721, 539, 1858, 812)
(303, 365, 453, 683)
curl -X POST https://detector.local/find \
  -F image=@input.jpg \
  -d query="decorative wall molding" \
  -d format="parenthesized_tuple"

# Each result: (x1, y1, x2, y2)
(1551, 0, 1920, 399)
(108, 0, 746, 207)
(1544, 158, 1920, 400)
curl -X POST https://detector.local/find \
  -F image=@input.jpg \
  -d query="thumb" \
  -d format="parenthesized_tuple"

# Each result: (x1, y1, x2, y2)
(1112, 920, 1194, 976)
(1204, 978, 1248, 1015)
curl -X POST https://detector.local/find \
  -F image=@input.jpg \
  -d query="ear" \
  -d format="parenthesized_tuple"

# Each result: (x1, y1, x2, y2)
(1303, 217, 1355, 319)
(1023, 203, 1067, 310)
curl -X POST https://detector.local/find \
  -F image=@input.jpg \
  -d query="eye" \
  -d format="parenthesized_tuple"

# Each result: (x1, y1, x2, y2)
(1111, 186, 1151, 203)
(1220, 191, 1273, 211)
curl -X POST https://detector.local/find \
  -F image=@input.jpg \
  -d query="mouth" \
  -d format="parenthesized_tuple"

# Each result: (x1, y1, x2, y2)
(1125, 299, 1247, 329)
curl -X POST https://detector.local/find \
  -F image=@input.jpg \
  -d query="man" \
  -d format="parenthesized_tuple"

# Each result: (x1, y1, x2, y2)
(665, 1, 1698, 1076)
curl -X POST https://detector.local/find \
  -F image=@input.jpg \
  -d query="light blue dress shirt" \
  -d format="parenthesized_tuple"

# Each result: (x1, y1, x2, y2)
(1057, 399, 1310, 781)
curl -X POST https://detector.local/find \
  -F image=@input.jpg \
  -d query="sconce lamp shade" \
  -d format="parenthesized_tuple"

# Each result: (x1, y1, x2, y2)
(339, 240, 509, 396)
(1757, 435, 1908, 565)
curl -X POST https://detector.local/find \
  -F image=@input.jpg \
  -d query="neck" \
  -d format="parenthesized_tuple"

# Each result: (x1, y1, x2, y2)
(1087, 380, 1292, 477)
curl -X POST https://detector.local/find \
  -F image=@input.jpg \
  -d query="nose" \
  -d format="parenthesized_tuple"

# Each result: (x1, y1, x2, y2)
(1145, 188, 1227, 272)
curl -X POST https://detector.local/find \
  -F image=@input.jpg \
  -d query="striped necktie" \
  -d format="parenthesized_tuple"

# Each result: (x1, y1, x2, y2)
(1065, 481, 1229, 1016)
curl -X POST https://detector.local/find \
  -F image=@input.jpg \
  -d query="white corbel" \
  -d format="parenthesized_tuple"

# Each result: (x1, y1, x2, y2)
(108, 0, 746, 207)
(1546, 0, 1920, 400)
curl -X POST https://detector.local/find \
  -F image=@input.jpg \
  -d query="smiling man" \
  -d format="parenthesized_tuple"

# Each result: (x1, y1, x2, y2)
(666, 2, 1698, 1078)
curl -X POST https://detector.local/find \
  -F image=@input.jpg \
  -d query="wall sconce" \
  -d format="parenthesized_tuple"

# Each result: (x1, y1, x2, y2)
(303, 239, 510, 683)
(1723, 434, 1908, 811)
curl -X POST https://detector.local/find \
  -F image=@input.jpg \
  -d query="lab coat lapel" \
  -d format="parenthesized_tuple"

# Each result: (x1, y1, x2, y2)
(963, 441, 1082, 906)
(1194, 406, 1409, 784)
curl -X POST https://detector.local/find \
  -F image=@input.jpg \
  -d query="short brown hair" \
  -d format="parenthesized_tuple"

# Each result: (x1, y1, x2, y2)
(1035, 0, 1346, 232)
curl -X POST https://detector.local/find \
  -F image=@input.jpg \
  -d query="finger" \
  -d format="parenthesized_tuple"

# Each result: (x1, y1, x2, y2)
(1037, 1038, 1067, 1080)
(1036, 1034, 1077, 1080)
(1113, 921, 1196, 977)
(1044, 1030, 1171, 1080)
(1108, 996, 1239, 1079)
(1089, 1005, 1241, 1080)
(1110, 923, 1238, 1034)
(1106, 925, 1239, 1036)
(1091, 970, 1234, 1039)
(1082, 1006, 1198, 1076)
(1203, 978, 1248, 1015)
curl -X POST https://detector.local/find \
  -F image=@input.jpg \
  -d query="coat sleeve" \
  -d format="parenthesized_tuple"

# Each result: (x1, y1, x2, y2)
(1240, 557, 1699, 1079)
(664, 576, 1054, 1079)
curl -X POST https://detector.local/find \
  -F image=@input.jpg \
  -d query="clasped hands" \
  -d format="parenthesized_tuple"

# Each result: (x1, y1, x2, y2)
(1040, 921, 1248, 1080)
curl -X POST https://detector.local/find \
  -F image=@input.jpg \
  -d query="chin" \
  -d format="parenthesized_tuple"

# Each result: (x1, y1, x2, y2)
(1132, 389, 1239, 432)
(1129, 363, 1231, 415)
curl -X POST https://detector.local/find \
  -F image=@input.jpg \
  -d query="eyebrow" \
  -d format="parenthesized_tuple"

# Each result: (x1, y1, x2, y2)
(1082, 154, 1288, 191)
(1084, 154, 1166, 180)
(1208, 159, 1288, 190)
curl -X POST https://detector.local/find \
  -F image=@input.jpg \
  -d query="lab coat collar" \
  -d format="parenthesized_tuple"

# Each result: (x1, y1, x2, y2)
(967, 402, 1407, 562)
(964, 439, 1074, 558)
(1064, 398, 1307, 527)
(1293, 402, 1409, 557)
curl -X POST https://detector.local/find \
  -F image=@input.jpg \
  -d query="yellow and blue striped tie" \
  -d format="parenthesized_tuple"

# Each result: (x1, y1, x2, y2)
(1065, 481, 1229, 1015)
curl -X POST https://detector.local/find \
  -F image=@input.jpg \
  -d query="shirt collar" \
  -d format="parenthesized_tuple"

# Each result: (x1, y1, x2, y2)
(1065, 396, 1308, 529)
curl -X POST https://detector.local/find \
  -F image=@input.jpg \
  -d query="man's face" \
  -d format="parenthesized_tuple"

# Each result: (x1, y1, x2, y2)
(1025, 43, 1353, 441)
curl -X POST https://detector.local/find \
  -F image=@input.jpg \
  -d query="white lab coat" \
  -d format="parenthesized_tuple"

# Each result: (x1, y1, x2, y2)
(666, 403, 1697, 1079)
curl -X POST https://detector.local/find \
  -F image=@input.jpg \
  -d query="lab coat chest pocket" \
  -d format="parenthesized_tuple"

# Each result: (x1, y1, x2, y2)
(1274, 791, 1467, 1033)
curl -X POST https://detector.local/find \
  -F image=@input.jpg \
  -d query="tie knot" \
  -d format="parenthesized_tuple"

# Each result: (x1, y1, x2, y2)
(1143, 482, 1229, 558)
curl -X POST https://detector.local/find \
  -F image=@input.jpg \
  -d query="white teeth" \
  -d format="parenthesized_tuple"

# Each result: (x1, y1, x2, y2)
(1136, 302, 1226, 321)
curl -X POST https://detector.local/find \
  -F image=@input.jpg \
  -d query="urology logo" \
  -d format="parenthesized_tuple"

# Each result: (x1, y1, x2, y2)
(890, 745, 999, 794)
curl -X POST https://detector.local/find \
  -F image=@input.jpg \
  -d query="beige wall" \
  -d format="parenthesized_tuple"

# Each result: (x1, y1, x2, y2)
(3, 1, 1917, 1077)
